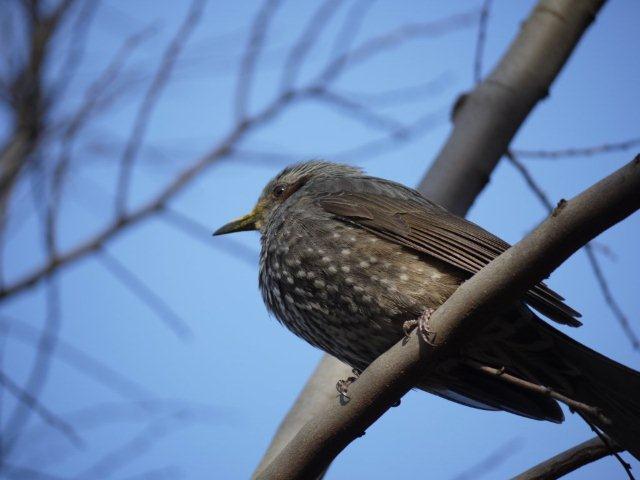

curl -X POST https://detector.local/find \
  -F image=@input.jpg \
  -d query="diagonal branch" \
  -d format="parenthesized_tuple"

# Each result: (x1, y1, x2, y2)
(513, 137, 640, 159)
(0, 370, 82, 448)
(473, 0, 492, 83)
(96, 250, 192, 339)
(506, 150, 640, 350)
(114, 0, 205, 215)
(234, 0, 283, 121)
(256, 155, 640, 479)
(511, 436, 620, 480)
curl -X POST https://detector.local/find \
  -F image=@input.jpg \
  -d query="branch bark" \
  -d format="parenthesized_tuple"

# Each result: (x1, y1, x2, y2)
(251, 0, 606, 475)
(256, 155, 640, 479)
(512, 436, 619, 480)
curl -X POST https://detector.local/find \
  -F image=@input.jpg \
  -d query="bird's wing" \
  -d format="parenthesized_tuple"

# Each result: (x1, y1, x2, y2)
(316, 184, 581, 327)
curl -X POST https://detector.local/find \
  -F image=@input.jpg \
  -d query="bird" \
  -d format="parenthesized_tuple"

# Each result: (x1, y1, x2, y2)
(214, 160, 640, 459)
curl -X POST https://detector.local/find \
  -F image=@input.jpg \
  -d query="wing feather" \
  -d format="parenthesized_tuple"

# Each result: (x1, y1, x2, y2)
(317, 186, 581, 327)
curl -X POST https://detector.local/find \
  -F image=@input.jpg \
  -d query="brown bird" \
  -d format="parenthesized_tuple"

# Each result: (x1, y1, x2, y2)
(214, 161, 640, 458)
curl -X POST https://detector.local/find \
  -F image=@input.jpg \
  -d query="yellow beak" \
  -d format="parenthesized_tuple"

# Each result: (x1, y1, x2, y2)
(213, 208, 260, 236)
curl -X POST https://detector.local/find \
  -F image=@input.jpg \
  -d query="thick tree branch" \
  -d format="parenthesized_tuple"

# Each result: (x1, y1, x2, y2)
(418, 0, 605, 215)
(255, 156, 640, 479)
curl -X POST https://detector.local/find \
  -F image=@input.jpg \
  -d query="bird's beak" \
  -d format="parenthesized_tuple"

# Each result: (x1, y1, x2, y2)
(213, 207, 261, 236)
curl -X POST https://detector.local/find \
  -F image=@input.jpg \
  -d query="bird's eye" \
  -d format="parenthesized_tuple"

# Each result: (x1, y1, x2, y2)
(273, 184, 286, 197)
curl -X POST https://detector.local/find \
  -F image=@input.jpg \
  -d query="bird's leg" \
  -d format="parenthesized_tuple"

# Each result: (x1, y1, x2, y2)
(403, 308, 436, 346)
(336, 368, 360, 403)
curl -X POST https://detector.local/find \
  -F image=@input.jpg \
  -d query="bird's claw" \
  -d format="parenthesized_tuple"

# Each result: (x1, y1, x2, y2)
(403, 308, 436, 346)
(336, 375, 358, 403)
(336, 368, 360, 403)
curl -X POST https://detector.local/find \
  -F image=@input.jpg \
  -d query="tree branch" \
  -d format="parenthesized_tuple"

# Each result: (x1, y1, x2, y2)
(511, 436, 620, 480)
(418, 0, 605, 215)
(255, 155, 640, 479)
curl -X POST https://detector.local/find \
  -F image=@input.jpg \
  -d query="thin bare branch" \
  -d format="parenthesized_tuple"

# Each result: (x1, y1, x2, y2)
(513, 137, 640, 159)
(317, 10, 479, 85)
(49, 0, 99, 102)
(0, 316, 152, 401)
(46, 25, 156, 252)
(335, 71, 451, 107)
(328, 0, 375, 62)
(0, 464, 71, 480)
(331, 108, 445, 162)
(161, 207, 258, 266)
(473, 0, 492, 83)
(117, 466, 183, 480)
(506, 150, 640, 350)
(452, 438, 522, 480)
(96, 250, 192, 339)
(2, 279, 61, 457)
(0, 370, 82, 448)
(279, 0, 343, 91)
(465, 360, 609, 424)
(308, 87, 407, 133)
(73, 410, 201, 479)
(581, 416, 635, 479)
(583, 245, 640, 350)
(114, 0, 205, 215)
(235, 0, 283, 121)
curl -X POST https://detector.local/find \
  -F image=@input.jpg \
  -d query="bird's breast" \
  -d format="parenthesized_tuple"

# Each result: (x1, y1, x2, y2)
(259, 218, 462, 370)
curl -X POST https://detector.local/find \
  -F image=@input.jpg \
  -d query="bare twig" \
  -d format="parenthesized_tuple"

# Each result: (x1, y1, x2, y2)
(50, 0, 99, 102)
(161, 207, 258, 266)
(114, 0, 205, 215)
(235, 0, 283, 121)
(465, 360, 609, 424)
(328, 0, 375, 63)
(309, 87, 407, 133)
(580, 415, 635, 479)
(73, 410, 201, 479)
(506, 150, 640, 350)
(0, 316, 152, 401)
(0, 370, 82, 448)
(335, 72, 451, 107)
(473, 0, 492, 83)
(583, 245, 640, 350)
(279, 0, 342, 91)
(46, 26, 156, 252)
(2, 279, 62, 457)
(452, 438, 522, 480)
(318, 10, 479, 85)
(513, 137, 640, 159)
(96, 250, 192, 339)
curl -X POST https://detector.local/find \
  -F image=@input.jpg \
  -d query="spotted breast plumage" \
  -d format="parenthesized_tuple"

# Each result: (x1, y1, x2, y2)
(214, 161, 640, 459)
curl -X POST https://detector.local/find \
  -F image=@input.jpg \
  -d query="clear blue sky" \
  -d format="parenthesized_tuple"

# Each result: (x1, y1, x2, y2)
(3, 1, 639, 478)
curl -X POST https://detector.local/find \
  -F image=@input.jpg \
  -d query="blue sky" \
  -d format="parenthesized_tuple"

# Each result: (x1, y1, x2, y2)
(2, 1, 639, 478)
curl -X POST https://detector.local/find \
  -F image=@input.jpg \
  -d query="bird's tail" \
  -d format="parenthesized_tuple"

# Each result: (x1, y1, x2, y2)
(509, 315, 640, 460)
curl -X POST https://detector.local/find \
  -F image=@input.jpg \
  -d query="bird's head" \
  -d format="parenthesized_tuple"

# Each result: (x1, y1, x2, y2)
(213, 161, 361, 236)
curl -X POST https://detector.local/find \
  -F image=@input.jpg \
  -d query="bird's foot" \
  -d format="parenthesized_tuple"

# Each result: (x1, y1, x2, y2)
(403, 308, 436, 346)
(336, 369, 360, 404)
